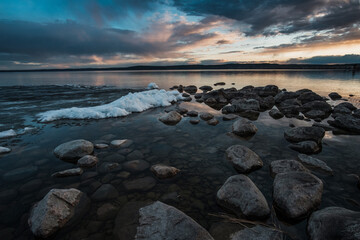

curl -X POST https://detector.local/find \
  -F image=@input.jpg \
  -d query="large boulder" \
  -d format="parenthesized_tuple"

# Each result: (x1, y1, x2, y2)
(159, 111, 182, 125)
(225, 145, 263, 173)
(54, 139, 94, 162)
(269, 159, 308, 177)
(28, 188, 89, 238)
(230, 225, 283, 240)
(273, 172, 323, 220)
(307, 207, 360, 240)
(284, 126, 325, 144)
(217, 175, 270, 219)
(232, 119, 258, 137)
(135, 201, 214, 240)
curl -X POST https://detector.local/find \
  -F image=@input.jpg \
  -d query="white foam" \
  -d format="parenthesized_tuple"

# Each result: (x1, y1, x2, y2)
(147, 82, 159, 89)
(0, 129, 17, 138)
(38, 88, 183, 122)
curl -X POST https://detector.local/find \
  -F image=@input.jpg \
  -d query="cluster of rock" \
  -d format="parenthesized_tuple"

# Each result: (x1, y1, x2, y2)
(284, 126, 325, 154)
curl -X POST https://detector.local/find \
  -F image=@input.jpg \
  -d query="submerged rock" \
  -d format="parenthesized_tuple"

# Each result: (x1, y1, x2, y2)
(307, 207, 360, 240)
(297, 154, 333, 174)
(270, 159, 308, 177)
(226, 145, 263, 173)
(230, 225, 283, 240)
(207, 118, 219, 126)
(217, 175, 270, 219)
(200, 112, 214, 121)
(273, 171, 323, 220)
(28, 188, 89, 238)
(123, 177, 156, 191)
(284, 126, 325, 144)
(288, 141, 321, 154)
(111, 139, 132, 148)
(3, 166, 38, 182)
(123, 160, 150, 173)
(54, 139, 94, 162)
(159, 111, 182, 125)
(223, 114, 238, 121)
(189, 119, 200, 124)
(91, 184, 119, 202)
(151, 164, 180, 179)
(52, 168, 83, 178)
(232, 119, 258, 137)
(135, 201, 214, 240)
(77, 155, 98, 168)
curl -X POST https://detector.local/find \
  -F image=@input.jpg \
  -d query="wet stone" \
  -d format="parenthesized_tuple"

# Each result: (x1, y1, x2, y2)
(297, 154, 333, 174)
(288, 140, 321, 154)
(19, 179, 43, 194)
(159, 111, 182, 125)
(52, 168, 83, 178)
(98, 162, 122, 174)
(226, 145, 263, 173)
(111, 139, 133, 148)
(190, 119, 200, 124)
(94, 143, 109, 149)
(91, 184, 119, 202)
(232, 119, 258, 137)
(284, 126, 325, 144)
(0, 146, 11, 154)
(77, 155, 98, 168)
(217, 175, 270, 219)
(223, 114, 238, 121)
(187, 110, 199, 117)
(269, 109, 284, 119)
(270, 159, 309, 177)
(54, 139, 94, 162)
(3, 166, 38, 182)
(151, 164, 180, 179)
(207, 118, 219, 126)
(200, 112, 214, 121)
(329, 92, 342, 100)
(123, 177, 156, 191)
(122, 160, 150, 173)
(127, 150, 144, 160)
(97, 203, 118, 220)
(230, 225, 283, 240)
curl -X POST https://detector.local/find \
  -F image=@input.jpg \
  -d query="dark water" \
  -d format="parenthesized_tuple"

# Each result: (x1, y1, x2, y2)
(0, 70, 360, 239)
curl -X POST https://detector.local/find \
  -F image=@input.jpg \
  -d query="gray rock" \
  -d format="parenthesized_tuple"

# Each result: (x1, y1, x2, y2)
(209, 222, 244, 240)
(94, 143, 109, 149)
(151, 164, 180, 179)
(275, 91, 299, 103)
(232, 119, 258, 137)
(329, 92, 342, 100)
(307, 207, 360, 240)
(269, 109, 284, 119)
(28, 188, 89, 238)
(123, 160, 150, 173)
(336, 102, 356, 111)
(205, 97, 217, 104)
(77, 155, 98, 168)
(97, 203, 118, 220)
(3, 166, 38, 182)
(304, 110, 327, 119)
(54, 139, 94, 162)
(98, 162, 121, 173)
(207, 118, 219, 126)
(301, 101, 332, 114)
(226, 145, 263, 173)
(297, 154, 333, 174)
(190, 119, 200, 124)
(231, 99, 260, 112)
(270, 159, 309, 177)
(52, 168, 83, 178)
(230, 225, 283, 240)
(111, 139, 133, 148)
(289, 141, 321, 154)
(217, 175, 270, 219)
(127, 150, 144, 160)
(328, 114, 360, 134)
(0, 146, 11, 154)
(273, 171, 323, 220)
(135, 201, 214, 240)
(312, 123, 335, 131)
(187, 110, 198, 117)
(176, 107, 188, 115)
(123, 177, 156, 191)
(159, 111, 182, 125)
(200, 112, 214, 121)
(298, 92, 323, 104)
(91, 184, 119, 202)
(199, 85, 213, 91)
(284, 126, 325, 144)
(223, 114, 238, 121)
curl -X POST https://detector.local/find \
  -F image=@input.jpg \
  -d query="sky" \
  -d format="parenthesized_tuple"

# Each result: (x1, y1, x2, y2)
(0, 0, 359, 70)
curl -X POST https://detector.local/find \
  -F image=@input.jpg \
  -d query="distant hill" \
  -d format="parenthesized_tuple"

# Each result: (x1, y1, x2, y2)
(1, 63, 359, 72)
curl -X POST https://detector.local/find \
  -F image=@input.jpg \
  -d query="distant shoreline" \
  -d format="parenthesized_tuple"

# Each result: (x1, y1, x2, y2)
(1, 63, 359, 73)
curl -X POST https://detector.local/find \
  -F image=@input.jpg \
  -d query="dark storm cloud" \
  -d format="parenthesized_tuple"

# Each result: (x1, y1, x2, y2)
(172, 0, 360, 36)
(287, 54, 360, 64)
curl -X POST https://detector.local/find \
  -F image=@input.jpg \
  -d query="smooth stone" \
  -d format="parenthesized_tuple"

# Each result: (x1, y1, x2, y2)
(270, 159, 309, 177)
(150, 164, 180, 179)
(184, 85, 198, 94)
(328, 114, 360, 134)
(226, 145, 263, 173)
(176, 107, 188, 115)
(97, 203, 118, 220)
(28, 188, 90, 238)
(98, 162, 121, 173)
(209, 222, 244, 240)
(135, 201, 214, 240)
(284, 126, 325, 144)
(127, 150, 144, 160)
(304, 110, 327, 119)
(122, 160, 150, 173)
(200, 112, 214, 121)
(289, 141, 321, 154)
(159, 111, 182, 125)
(199, 85, 213, 91)
(0, 189, 17, 204)
(94, 143, 108, 149)
(123, 177, 156, 191)
(297, 92, 323, 104)
(117, 171, 131, 179)
(214, 82, 226, 86)
(3, 166, 38, 182)
(232, 119, 258, 137)
(77, 155, 98, 168)
(52, 168, 83, 178)
(81, 171, 98, 181)
(54, 139, 94, 162)
(329, 92, 342, 100)
(307, 207, 360, 240)
(187, 110, 199, 117)
(297, 154, 333, 174)
(230, 225, 283, 240)
(273, 171, 323, 220)
(231, 99, 260, 112)
(223, 114, 238, 121)
(19, 179, 43, 194)
(189, 119, 200, 124)
(207, 118, 219, 126)
(217, 175, 270, 219)
(111, 139, 132, 148)
(91, 184, 119, 202)
(0, 146, 11, 154)
(269, 109, 284, 119)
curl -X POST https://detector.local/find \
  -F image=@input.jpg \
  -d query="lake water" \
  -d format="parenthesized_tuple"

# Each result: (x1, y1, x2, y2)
(0, 70, 359, 239)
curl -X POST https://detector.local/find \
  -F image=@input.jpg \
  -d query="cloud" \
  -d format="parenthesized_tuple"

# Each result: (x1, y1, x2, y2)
(287, 54, 360, 64)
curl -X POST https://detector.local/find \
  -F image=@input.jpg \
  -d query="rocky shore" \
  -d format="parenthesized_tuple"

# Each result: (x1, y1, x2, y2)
(0, 82, 359, 239)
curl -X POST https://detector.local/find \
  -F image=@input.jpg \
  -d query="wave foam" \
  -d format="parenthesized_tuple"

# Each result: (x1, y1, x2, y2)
(37, 88, 183, 122)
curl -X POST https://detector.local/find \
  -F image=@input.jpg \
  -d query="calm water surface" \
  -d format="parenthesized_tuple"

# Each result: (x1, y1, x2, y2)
(0, 70, 359, 239)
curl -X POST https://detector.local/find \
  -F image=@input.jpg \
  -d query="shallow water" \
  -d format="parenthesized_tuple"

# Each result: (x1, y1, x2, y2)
(0, 71, 360, 239)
